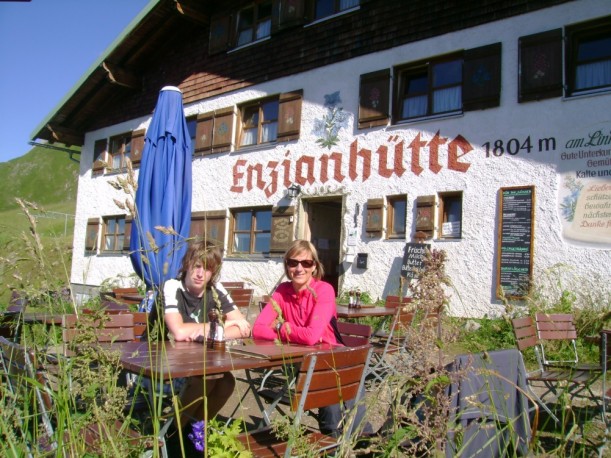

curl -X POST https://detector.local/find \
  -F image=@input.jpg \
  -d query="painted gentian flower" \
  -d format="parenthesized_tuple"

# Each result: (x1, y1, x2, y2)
(188, 420, 206, 452)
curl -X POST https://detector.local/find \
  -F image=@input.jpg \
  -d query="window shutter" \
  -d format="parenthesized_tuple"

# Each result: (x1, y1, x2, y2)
(277, 90, 302, 142)
(85, 218, 100, 252)
(190, 212, 206, 240)
(270, 205, 295, 254)
(130, 129, 146, 167)
(194, 111, 214, 156)
(190, 210, 227, 251)
(272, 0, 307, 33)
(463, 43, 502, 111)
(209, 14, 232, 55)
(365, 198, 384, 237)
(123, 216, 132, 252)
(92, 139, 107, 176)
(212, 107, 236, 153)
(415, 195, 435, 238)
(358, 69, 390, 129)
(519, 29, 562, 102)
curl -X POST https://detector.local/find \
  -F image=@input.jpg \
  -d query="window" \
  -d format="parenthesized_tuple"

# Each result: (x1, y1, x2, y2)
(396, 55, 462, 121)
(314, 0, 359, 20)
(236, 1, 272, 47)
(392, 44, 501, 122)
(102, 216, 127, 252)
(567, 16, 611, 96)
(109, 133, 132, 170)
(387, 195, 407, 239)
(231, 208, 272, 254)
(239, 98, 279, 147)
(438, 192, 462, 239)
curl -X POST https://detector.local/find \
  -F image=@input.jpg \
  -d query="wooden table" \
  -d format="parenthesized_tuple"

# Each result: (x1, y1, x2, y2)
(336, 305, 396, 319)
(116, 339, 334, 380)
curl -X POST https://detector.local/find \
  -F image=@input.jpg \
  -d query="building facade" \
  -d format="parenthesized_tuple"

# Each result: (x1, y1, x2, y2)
(34, 0, 611, 316)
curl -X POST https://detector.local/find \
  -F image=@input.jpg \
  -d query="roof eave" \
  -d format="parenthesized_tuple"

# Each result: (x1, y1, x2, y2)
(30, 0, 161, 145)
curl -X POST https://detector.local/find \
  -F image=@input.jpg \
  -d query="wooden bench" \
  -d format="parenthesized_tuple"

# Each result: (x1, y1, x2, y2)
(62, 313, 136, 344)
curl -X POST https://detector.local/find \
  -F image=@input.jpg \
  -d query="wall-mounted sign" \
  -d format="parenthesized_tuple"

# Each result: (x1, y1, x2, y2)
(401, 243, 430, 280)
(496, 186, 535, 299)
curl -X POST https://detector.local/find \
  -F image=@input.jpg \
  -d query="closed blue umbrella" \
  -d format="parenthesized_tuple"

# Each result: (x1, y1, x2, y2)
(130, 86, 192, 290)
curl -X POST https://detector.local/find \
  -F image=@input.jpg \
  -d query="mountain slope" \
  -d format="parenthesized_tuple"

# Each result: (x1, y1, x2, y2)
(0, 145, 79, 306)
(0, 145, 79, 212)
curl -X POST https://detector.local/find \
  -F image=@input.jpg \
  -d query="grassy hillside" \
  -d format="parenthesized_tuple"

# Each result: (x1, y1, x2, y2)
(0, 146, 79, 306)
(0, 145, 79, 211)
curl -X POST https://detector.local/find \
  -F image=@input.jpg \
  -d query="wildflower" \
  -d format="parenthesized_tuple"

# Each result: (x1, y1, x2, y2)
(188, 420, 206, 452)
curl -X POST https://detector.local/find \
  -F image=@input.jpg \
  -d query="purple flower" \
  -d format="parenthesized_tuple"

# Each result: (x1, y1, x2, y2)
(188, 420, 206, 452)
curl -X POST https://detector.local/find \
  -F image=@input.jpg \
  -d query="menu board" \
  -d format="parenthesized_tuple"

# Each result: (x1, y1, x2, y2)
(401, 243, 430, 280)
(496, 186, 535, 299)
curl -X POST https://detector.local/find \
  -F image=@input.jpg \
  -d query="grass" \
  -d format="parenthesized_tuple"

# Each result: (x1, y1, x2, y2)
(0, 145, 77, 307)
(0, 201, 75, 306)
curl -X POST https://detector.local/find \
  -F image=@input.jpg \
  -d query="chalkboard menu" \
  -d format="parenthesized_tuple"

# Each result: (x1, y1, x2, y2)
(401, 243, 430, 280)
(496, 186, 535, 299)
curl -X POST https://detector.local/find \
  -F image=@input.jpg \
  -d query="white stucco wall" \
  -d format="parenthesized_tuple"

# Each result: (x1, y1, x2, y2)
(71, 0, 611, 316)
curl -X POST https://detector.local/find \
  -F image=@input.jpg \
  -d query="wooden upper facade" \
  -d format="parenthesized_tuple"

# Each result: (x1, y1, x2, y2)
(31, 0, 570, 148)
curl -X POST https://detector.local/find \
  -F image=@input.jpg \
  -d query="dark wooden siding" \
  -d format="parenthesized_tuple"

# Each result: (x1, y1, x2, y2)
(48, 0, 573, 141)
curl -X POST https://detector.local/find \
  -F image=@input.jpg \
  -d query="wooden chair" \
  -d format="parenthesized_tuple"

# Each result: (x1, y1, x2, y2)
(336, 320, 372, 347)
(373, 295, 416, 338)
(534, 312, 601, 372)
(511, 316, 600, 423)
(227, 287, 255, 320)
(258, 294, 271, 312)
(368, 296, 439, 385)
(237, 345, 373, 457)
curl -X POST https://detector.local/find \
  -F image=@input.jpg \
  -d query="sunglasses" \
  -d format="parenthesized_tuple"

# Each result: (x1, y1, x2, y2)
(286, 258, 315, 268)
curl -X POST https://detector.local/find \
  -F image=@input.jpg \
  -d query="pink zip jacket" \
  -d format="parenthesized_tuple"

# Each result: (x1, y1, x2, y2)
(253, 278, 340, 346)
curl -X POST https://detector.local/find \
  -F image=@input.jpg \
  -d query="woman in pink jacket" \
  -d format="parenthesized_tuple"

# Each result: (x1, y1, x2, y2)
(253, 239, 370, 437)
(253, 240, 339, 346)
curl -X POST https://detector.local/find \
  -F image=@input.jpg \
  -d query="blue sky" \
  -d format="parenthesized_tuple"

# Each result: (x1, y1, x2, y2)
(0, 0, 150, 163)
